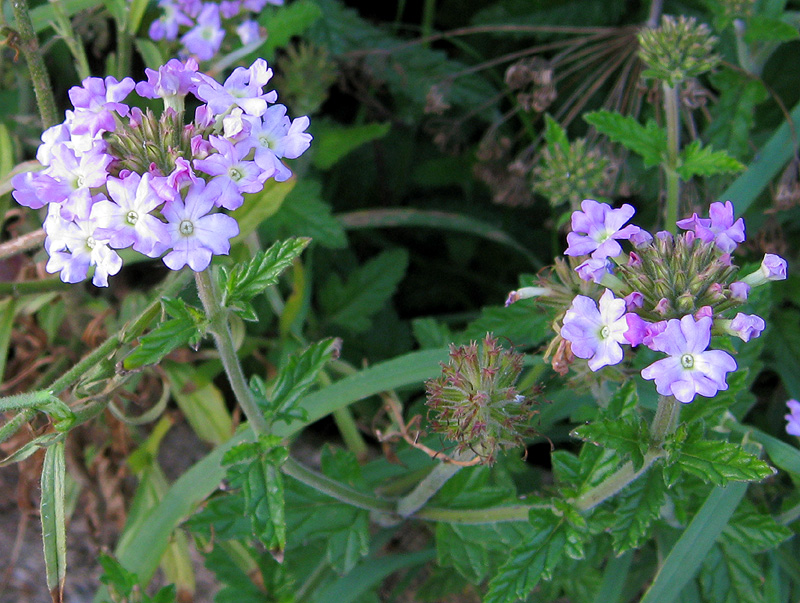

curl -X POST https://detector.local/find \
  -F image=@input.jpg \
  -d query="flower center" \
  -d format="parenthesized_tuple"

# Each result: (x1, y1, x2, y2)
(179, 219, 194, 236)
(86, 236, 96, 249)
(600, 325, 610, 339)
(259, 136, 272, 149)
(229, 167, 243, 181)
(126, 210, 139, 226)
(680, 353, 694, 369)
(77, 175, 86, 187)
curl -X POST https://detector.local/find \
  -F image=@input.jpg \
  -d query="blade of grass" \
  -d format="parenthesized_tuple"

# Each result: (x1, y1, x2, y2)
(593, 550, 633, 603)
(639, 483, 748, 603)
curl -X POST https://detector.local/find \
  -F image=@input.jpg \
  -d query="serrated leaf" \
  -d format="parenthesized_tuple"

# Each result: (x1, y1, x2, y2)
(708, 70, 768, 159)
(605, 380, 639, 420)
(326, 511, 369, 575)
(676, 141, 744, 180)
(701, 542, 766, 603)
(222, 237, 310, 319)
(123, 298, 203, 370)
(676, 439, 775, 486)
(484, 508, 565, 603)
(721, 508, 792, 553)
(320, 249, 408, 333)
(551, 450, 581, 488)
(202, 545, 265, 602)
(259, 179, 347, 249)
(610, 469, 667, 554)
(254, 338, 340, 427)
(99, 554, 138, 598)
(544, 114, 569, 154)
(584, 110, 666, 168)
(312, 121, 392, 170)
(572, 417, 649, 471)
(242, 455, 286, 553)
(411, 317, 453, 349)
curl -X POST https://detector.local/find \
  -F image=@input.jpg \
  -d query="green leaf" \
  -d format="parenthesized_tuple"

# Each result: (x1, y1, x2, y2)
(584, 110, 666, 168)
(40, 440, 67, 601)
(123, 298, 203, 370)
(134, 38, 165, 70)
(676, 141, 745, 180)
(571, 416, 649, 471)
(640, 483, 748, 603)
(543, 113, 569, 154)
(610, 469, 667, 554)
(254, 338, 340, 427)
(99, 554, 138, 598)
(707, 70, 768, 159)
(221, 237, 310, 320)
(484, 508, 566, 602)
(232, 179, 295, 245)
(256, 0, 323, 57)
(462, 298, 550, 345)
(744, 15, 800, 43)
(605, 380, 639, 420)
(242, 455, 286, 554)
(162, 361, 233, 445)
(259, 179, 347, 249)
(721, 507, 792, 553)
(0, 123, 15, 179)
(411, 317, 453, 349)
(312, 121, 392, 170)
(319, 249, 409, 333)
(674, 439, 775, 486)
(326, 511, 369, 575)
(202, 545, 266, 602)
(700, 542, 766, 603)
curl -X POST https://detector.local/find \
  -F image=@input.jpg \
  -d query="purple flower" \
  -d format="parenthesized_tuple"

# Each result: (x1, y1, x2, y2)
(135, 58, 200, 111)
(162, 180, 239, 271)
(68, 76, 135, 136)
(729, 281, 750, 302)
(786, 399, 800, 436)
(742, 253, 789, 287)
(676, 201, 745, 253)
(560, 289, 630, 371)
(564, 199, 641, 259)
(92, 173, 170, 257)
(43, 202, 122, 287)
(726, 313, 765, 342)
(180, 4, 225, 61)
(236, 19, 262, 45)
(40, 143, 112, 219)
(11, 170, 52, 210)
(193, 136, 265, 210)
(149, 0, 194, 40)
(575, 257, 612, 284)
(195, 58, 277, 117)
(641, 315, 737, 403)
(240, 107, 312, 181)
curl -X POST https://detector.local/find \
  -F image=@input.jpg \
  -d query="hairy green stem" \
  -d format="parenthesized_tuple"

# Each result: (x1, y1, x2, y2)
(663, 81, 681, 232)
(10, 0, 59, 128)
(46, 271, 190, 395)
(194, 269, 270, 434)
(0, 229, 46, 261)
(396, 450, 475, 517)
(0, 409, 35, 445)
(574, 450, 663, 512)
(651, 394, 681, 441)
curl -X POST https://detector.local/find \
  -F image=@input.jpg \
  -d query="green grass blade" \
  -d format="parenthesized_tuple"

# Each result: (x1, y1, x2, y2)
(593, 549, 633, 603)
(337, 208, 542, 268)
(639, 483, 748, 603)
(98, 348, 449, 599)
(41, 439, 67, 602)
(720, 98, 800, 215)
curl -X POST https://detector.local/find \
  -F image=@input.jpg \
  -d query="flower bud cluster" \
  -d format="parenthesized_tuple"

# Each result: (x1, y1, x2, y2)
(510, 199, 788, 403)
(425, 334, 535, 465)
(533, 138, 610, 208)
(149, 0, 280, 61)
(12, 58, 311, 286)
(638, 15, 720, 86)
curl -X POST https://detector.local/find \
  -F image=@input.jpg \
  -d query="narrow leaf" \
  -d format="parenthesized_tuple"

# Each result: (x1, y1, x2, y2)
(123, 298, 202, 370)
(41, 440, 67, 603)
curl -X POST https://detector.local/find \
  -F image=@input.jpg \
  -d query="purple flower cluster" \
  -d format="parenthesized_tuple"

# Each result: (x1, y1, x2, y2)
(551, 199, 788, 403)
(149, 0, 281, 61)
(12, 58, 311, 287)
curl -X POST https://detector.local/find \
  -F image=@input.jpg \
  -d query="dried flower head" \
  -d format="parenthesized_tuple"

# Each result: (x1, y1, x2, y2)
(425, 334, 536, 464)
(638, 16, 720, 86)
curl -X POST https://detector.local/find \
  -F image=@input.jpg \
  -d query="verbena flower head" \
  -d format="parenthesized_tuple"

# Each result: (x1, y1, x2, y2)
(638, 15, 720, 86)
(512, 199, 787, 401)
(425, 334, 536, 465)
(12, 58, 311, 287)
